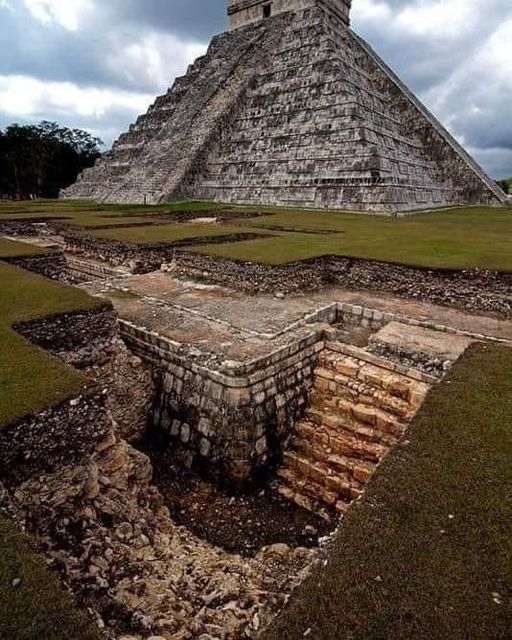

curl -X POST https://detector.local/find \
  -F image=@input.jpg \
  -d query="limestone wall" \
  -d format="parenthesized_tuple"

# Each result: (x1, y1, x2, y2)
(62, 230, 266, 272)
(0, 391, 111, 487)
(117, 297, 507, 487)
(14, 305, 116, 352)
(194, 6, 503, 210)
(120, 319, 331, 485)
(228, 0, 351, 30)
(63, 20, 283, 204)
(173, 251, 512, 317)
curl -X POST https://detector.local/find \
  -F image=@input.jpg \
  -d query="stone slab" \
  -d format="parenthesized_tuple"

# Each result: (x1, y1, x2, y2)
(373, 321, 474, 361)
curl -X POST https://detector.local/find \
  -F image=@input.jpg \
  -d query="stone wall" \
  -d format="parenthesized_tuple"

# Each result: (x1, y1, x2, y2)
(228, 0, 352, 30)
(0, 219, 56, 236)
(14, 304, 116, 352)
(4, 250, 68, 281)
(119, 296, 510, 486)
(63, 230, 267, 273)
(0, 390, 111, 487)
(195, 6, 504, 210)
(62, 20, 284, 205)
(120, 319, 332, 486)
(174, 251, 512, 317)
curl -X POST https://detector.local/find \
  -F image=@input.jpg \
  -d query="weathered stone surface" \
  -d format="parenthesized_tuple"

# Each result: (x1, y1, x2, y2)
(64, 1, 505, 211)
(277, 342, 431, 517)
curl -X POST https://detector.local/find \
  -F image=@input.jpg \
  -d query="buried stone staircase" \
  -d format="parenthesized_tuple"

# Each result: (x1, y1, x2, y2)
(277, 342, 433, 518)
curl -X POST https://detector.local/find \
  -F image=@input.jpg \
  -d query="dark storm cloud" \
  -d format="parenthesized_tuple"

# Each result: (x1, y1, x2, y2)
(101, 0, 225, 40)
(0, 0, 511, 177)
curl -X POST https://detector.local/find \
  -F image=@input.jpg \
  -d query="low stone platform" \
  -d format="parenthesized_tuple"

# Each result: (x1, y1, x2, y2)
(368, 321, 476, 376)
(373, 322, 475, 361)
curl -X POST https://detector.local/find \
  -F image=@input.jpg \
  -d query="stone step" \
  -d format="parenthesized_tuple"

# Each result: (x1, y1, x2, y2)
(306, 403, 406, 440)
(312, 373, 417, 421)
(294, 420, 389, 463)
(276, 343, 432, 519)
(318, 349, 430, 406)
(277, 466, 352, 517)
(282, 450, 361, 501)
(290, 431, 378, 480)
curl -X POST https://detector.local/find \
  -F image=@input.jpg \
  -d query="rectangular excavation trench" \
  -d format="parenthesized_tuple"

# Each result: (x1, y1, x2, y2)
(120, 302, 457, 514)
(1, 249, 494, 640)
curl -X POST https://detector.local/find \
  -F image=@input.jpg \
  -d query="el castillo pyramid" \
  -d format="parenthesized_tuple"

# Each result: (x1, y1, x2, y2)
(64, 0, 507, 212)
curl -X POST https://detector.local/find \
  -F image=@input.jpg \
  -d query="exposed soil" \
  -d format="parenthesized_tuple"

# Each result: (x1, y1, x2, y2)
(144, 447, 333, 557)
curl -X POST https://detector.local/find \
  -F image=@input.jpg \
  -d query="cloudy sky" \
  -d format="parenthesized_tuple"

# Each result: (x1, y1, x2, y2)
(0, 0, 511, 178)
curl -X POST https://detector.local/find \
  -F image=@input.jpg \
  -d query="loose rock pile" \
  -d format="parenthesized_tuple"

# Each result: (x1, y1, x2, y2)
(4, 429, 314, 639)
(0, 331, 316, 640)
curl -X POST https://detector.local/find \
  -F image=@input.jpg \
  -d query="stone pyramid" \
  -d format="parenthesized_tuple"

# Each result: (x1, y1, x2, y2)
(64, 0, 506, 212)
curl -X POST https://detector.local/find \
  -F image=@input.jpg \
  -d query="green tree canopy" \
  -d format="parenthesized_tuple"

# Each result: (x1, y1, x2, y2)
(0, 121, 103, 198)
(497, 177, 511, 194)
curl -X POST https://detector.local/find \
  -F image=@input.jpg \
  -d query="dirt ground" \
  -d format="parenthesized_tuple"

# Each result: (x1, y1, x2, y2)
(144, 446, 333, 556)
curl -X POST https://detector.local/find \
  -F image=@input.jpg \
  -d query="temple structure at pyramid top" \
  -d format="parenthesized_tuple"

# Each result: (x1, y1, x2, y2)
(227, 0, 352, 29)
(63, 0, 506, 211)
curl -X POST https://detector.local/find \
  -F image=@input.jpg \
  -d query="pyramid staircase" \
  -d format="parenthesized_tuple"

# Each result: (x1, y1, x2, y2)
(277, 342, 432, 518)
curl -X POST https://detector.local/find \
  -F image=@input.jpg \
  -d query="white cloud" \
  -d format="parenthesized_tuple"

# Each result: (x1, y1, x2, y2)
(352, 0, 392, 24)
(109, 33, 206, 93)
(396, 0, 478, 38)
(0, 74, 152, 119)
(424, 19, 512, 136)
(23, 0, 91, 31)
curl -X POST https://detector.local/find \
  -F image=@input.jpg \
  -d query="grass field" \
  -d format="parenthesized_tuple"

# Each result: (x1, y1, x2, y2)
(2, 200, 512, 270)
(264, 342, 512, 640)
(0, 199, 234, 230)
(89, 221, 276, 243)
(193, 207, 512, 271)
(0, 516, 100, 640)
(0, 238, 49, 258)
(0, 240, 104, 639)
(0, 251, 103, 428)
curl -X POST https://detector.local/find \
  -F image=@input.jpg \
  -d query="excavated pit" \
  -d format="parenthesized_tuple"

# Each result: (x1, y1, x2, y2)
(2, 249, 505, 640)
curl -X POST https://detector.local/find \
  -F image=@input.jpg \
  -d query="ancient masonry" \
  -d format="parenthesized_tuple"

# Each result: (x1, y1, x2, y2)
(2, 239, 509, 638)
(63, 0, 506, 211)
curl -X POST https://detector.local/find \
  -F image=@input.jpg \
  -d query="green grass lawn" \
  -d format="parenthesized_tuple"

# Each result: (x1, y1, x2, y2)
(0, 516, 100, 640)
(0, 199, 237, 229)
(2, 200, 512, 270)
(0, 242, 104, 638)
(0, 256, 104, 428)
(0, 238, 49, 258)
(89, 221, 276, 243)
(194, 207, 512, 271)
(264, 342, 512, 640)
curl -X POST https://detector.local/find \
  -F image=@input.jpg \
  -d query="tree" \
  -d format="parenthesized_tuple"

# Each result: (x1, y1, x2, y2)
(497, 178, 511, 194)
(0, 121, 103, 198)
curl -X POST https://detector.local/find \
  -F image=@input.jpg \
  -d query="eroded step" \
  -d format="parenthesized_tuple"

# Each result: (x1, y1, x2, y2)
(276, 343, 432, 518)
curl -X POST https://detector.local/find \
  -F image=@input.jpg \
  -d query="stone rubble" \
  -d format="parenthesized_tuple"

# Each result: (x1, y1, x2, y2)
(4, 429, 314, 640)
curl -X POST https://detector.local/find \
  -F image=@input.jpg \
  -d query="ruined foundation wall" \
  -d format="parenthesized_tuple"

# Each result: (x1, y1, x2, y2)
(62, 231, 265, 273)
(174, 251, 512, 317)
(120, 320, 333, 484)
(0, 305, 119, 485)
(56, 234, 512, 318)
(14, 305, 116, 352)
(0, 392, 111, 487)
(4, 251, 68, 281)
